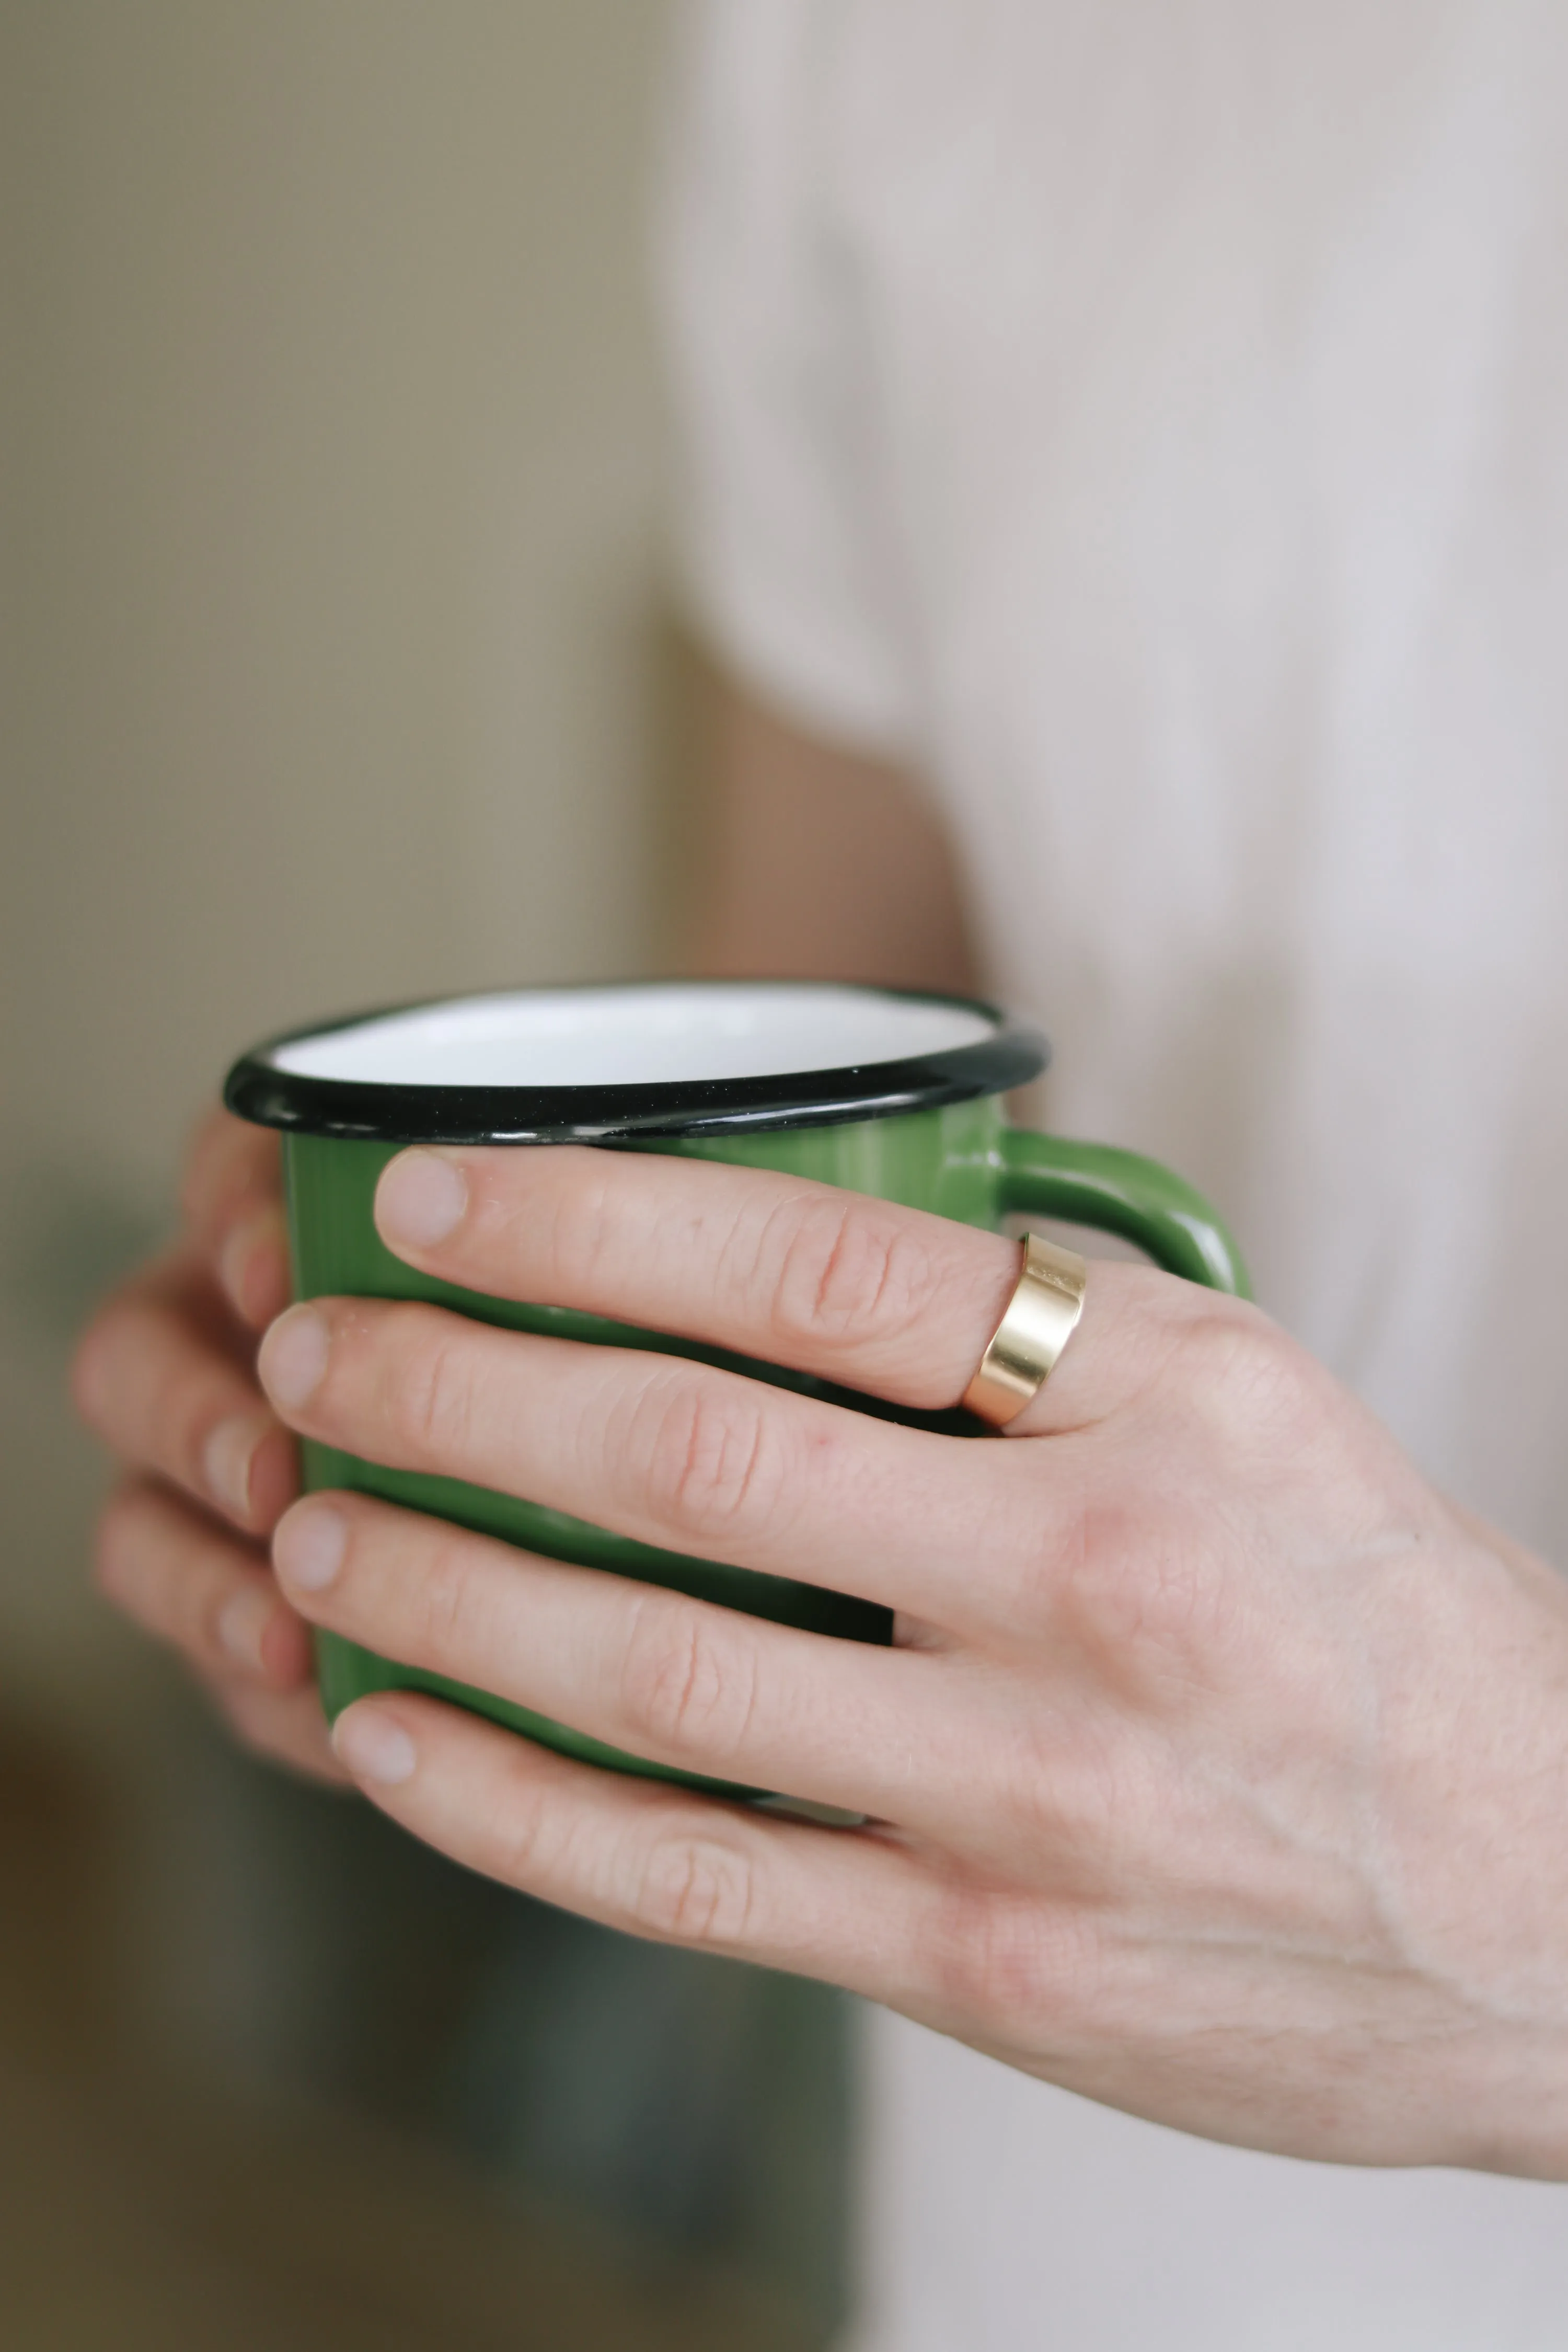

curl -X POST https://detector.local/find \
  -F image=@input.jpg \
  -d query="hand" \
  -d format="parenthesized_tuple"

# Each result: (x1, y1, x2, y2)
(72, 1109, 347, 1782)
(257, 1144, 1568, 2171)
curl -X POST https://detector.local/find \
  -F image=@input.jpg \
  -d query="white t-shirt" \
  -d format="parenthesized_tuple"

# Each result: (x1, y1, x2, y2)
(656, 4, 1568, 2347)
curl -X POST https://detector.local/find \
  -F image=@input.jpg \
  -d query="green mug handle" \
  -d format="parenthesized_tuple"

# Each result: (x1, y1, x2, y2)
(997, 1128, 1252, 1298)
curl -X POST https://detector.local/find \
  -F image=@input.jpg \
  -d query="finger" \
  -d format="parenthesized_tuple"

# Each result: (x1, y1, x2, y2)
(95, 1479, 314, 1688)
(217, 1198, 292, 1330)
(329, 1691, 930, 1993)
(374, 1147, 1229, 1436)
(74, 1253, 297, 1533)
(218, 1679, 353, 1785)
(181, 1108, 281, 1252)
(374, 1144, 1024, 1413)
(183, 1107, 291, 1328)
(258, 1296, 1031, 1622)
(273, 1490, 961, 1820)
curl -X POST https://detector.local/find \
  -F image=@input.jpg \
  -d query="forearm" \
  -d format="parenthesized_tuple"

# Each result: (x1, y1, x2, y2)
(678, 654, 980, 994)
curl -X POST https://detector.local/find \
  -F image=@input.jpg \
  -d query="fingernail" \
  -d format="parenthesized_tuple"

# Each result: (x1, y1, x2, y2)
(217, 1583, 275, 1674)
(332, 1704, 417, 1786)
(274, 1501, 347, 1593)
(376, 1150, 468, 1252)
(259, 1304, 330, 1411)
(220, 1208, 285, 1324)
(204, 1413, 261, 1518)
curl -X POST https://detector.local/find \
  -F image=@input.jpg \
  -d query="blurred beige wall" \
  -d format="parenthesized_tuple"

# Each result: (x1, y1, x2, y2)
(2, 0, 675, 1732)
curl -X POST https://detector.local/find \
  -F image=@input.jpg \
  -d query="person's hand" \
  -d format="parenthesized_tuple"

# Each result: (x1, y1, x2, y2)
(72, 1109, 347, 1781)
(257, 1144, 1568, 2171)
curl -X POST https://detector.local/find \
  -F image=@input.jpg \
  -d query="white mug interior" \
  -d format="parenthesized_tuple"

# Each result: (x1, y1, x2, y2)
(266, 982, 997, 1091)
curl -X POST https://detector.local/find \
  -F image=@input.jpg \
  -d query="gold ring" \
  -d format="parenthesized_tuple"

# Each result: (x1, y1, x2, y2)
(961, 1233, 1088, 1428)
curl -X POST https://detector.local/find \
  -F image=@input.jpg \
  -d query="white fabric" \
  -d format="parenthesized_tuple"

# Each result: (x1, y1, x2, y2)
(656, 4, 1568, 2347)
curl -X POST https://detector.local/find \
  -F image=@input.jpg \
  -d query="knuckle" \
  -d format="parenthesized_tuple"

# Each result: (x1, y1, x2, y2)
(182, 1100, 241, 1186)
(408, 1532, 479, 1659)
(630, 1371, 780, 1541)
(181, 1107, 279, 1235)
(222, 1205, 289, 1321)
(1051, 1483, 1226, 1674)
(1001, 1711, 1132, 1870)
(618, 1597, 756, 1761)
(385, 1317, 479, 1460)
(1121, 1552, 1215, 1665)
(769, 1197, 937, 1353)
(539, 1156, 615, 1289)
(1007, 1454, 1098, 1620)
(1173, 1307, 1312, 1446)
(927, 1884, 1087, 2032)
(486, 1756, 563, 1888)
(633, 1831, 757, 1946)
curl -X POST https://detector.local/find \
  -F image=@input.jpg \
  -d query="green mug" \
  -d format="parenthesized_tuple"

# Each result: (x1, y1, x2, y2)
(226, 981, 1248, 1797)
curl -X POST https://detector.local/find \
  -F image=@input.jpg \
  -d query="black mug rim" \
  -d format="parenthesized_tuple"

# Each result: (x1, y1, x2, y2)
(223, 979, 1050, 1145)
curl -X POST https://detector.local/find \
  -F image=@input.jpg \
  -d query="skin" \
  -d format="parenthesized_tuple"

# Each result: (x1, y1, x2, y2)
(71, 676, 1568, 2174)
(71, 675, 966, 1783)
(71, 1105, 345, 1781)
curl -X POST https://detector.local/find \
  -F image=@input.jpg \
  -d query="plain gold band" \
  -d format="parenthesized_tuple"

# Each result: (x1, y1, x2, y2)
(961, 1233, 1088, 1428)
